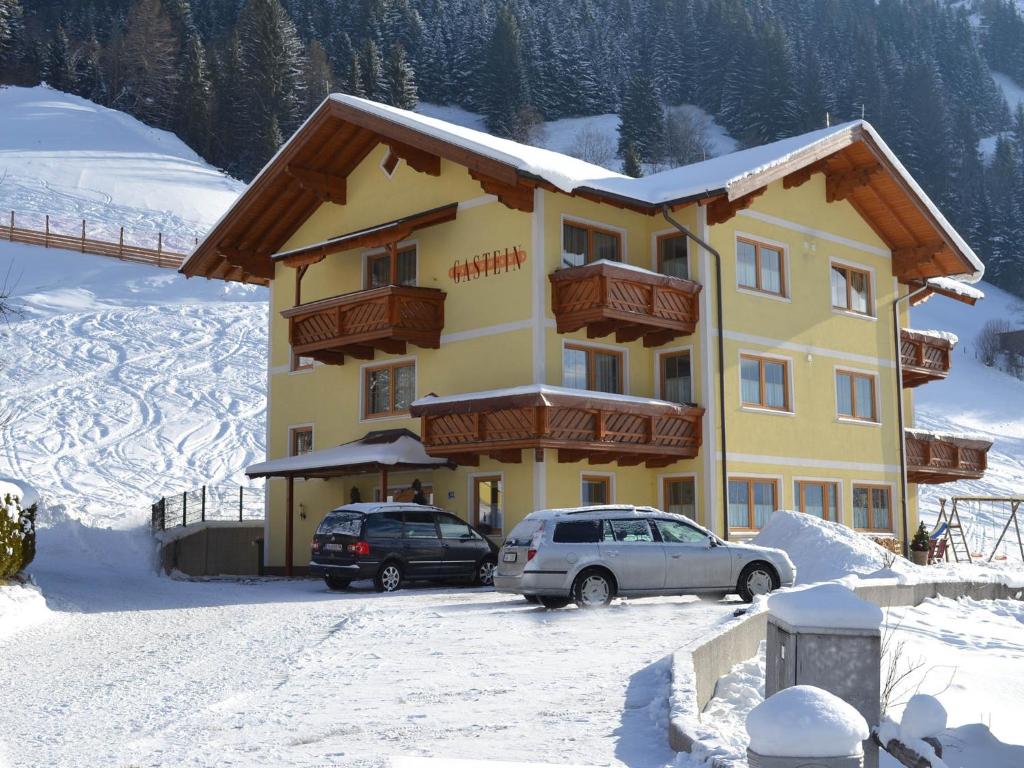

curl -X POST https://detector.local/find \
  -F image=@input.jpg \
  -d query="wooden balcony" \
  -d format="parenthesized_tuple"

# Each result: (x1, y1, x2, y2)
(905, 430, 991, 484)
(901, 328, 954, 388)
(410, 386, 704, 468)
(282, 285, 444, 364)
(549, 261, 702, 346)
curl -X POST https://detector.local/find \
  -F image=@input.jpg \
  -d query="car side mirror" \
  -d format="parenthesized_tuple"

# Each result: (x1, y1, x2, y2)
(707, 537, 717, 548)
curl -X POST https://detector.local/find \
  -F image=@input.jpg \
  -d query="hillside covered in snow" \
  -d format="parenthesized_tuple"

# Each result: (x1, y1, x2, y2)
(0, 86, 267, 527)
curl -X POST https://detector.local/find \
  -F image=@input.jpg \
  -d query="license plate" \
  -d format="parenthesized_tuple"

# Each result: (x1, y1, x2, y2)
(324, 543, 345, 552)
(502, 551, 517, 562)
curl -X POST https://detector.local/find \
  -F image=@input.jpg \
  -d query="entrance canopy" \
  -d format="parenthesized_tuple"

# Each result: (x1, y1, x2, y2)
(246, 428, 453, 480)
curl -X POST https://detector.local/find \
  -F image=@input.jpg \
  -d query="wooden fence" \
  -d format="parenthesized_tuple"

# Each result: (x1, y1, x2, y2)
(0, 211, 191, 269)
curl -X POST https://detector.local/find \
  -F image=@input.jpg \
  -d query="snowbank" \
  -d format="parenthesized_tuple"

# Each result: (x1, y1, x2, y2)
(746, 685, 868, 757)
(0, 580, 51, 641)
(0, 475, 40, 509)
(901, 694, 947, 741)
(752, 511, 919, 585)
(767, 582, 883, 630)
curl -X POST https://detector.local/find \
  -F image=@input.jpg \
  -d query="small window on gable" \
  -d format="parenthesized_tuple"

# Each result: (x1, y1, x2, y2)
(380, 149, 400, 177)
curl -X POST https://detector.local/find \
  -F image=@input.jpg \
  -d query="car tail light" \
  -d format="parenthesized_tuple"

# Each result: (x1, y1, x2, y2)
(526, 523, 544, 562)
(527, 548, 537, 561)
(347, 540, 371, 556)
(311, 538, 320, 553)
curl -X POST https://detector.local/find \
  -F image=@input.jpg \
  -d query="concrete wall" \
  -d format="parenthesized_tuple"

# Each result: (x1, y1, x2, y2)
(668, 578, 1024, 763)
(157, 522, 264, 577)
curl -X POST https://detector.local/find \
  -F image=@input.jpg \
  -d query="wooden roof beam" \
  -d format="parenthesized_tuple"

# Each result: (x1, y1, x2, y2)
(285, 165, 347, 205)
(705, 187, 766, 226)
(893, 242, 946, 279)
(468, 169, 534, 212)
(387, 140, 441, 176)
(826, 163, 884, 203)
(783, 159, 829, 190)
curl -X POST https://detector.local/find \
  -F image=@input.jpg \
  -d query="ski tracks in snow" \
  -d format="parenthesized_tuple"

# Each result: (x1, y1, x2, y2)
(0, 300, 267, 525)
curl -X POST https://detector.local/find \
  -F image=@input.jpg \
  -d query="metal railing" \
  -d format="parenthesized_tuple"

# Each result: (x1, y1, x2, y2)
(151, 482, 265, 532)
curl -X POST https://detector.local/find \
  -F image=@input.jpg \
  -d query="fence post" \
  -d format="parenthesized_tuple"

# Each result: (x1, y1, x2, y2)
(81, 219, 86, 252)
(201, 485, 206, 522)
(157, 232, 163, 268)
(119, 227, 124, 259)
(239, 486, 244, 521)
(160, 497, 166, 531)
(44, 214, 49, 247)
(8, 211, 12, 240)
(182, 490, 187, 527)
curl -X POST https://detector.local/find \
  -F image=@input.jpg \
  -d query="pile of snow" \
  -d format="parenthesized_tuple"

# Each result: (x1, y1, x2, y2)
(752, 511, 919, 585)
(746, 685, 868, 757)
(901, 694, 948, 741)
(0, 580, 51, 641)
(927, 276, 984, 301)
(0, 475, 39, 509)
(767, 582, 883, 630)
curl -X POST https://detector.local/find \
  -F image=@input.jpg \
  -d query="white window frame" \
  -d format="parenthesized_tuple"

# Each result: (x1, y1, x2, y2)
(726, 471, 785, 533)
(832, 364, 881, 427)
(733, 231, 791, 303)
(559, 214, 628, 267)
(792, 475, 844, 524)
(658, 472, 699, 519)
(829, 257, 877, 321)
(850, 479, 898, 535)
(287, 422, 315, 457)
(580, 470, 615, 506)
(738, 349, 795, 416)
(359, 355, 418, 423)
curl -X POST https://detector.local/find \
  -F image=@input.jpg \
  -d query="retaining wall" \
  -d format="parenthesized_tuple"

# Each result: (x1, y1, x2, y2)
(668, 577, 1024, 764)
(155, 521, 264, 576)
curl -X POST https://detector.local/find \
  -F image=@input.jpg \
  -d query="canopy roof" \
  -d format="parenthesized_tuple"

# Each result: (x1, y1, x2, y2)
(182, 95, 984, 287)
(246, 428, 452, 479)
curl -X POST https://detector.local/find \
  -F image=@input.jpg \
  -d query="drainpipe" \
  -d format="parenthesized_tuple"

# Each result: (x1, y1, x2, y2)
(893, 282, 930, 557)
(661, 206, 730, 540)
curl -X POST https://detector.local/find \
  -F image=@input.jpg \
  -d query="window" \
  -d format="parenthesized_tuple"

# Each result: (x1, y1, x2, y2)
(728, 478, 778, 530)
(741, 355, 789, 411)
(366, 246, 417, 289)
(831, 263, 872, 315)
(563, 344, 623, 394)
(656, 518, 708, 544)
(364, 361, 415, 418)
(853, 485, 892, 531)
(582, 475, 611, 505)
(605, 519, 655, 543)
(553, 520, 603, 544)
(660, 352, 692, 404)
(437, 513, 473, 539)
(290, 350, 314, 372)
(836, 370, 877, 422)
(663, 477, 696, 519)
(403, 510, 439, 539)
(737, 237, 785, 296)
(473, 476, 503, 536)
(289, 426, 313, 456)
(657, 234, 689, 279)
(561, 221, 621, 267)
(317, 511, 363, 536)
(795, 481, 839, 522)
(365, 511, 403, 537)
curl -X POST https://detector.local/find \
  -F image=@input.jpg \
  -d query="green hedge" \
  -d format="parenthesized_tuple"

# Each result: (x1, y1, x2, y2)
(0, 493, 37, 578)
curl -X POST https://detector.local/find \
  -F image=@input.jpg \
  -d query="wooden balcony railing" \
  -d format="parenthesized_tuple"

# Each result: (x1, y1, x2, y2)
(410, 386, 704, 468)
(905, 430, 991, 484)
(901, 328, 953, 388)
(281, 285, 445, 364)
(549, 261, 702, 347)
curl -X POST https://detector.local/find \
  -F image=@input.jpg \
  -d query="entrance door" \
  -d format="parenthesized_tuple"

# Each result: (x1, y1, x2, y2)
(473, 476, 503, 539)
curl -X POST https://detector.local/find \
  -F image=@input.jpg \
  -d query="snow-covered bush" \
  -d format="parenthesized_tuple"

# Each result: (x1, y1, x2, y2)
(0, 493, 37, 578)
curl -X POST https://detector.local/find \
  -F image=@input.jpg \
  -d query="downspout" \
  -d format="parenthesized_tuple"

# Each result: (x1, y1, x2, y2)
(661, 206, 731, 540)
(893, 282, 930, 556)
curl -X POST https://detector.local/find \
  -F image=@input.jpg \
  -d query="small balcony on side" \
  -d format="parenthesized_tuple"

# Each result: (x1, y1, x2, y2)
(549, 260, 702, 347)
(905, 429, 991, 484)
(410, 385, 704, 468)
(282, 285, 445, 365)
(900, 328, 955, 388)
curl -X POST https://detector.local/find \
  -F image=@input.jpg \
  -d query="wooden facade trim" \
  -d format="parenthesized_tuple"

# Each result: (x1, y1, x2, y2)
(285, 165, 347, 204)
(905, 430, 991, 484)
(900, 328, 953, 388)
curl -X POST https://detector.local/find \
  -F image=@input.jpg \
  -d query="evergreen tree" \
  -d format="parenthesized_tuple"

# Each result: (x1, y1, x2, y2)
(622, 142, 643, 177)
(44, 25, 76, 93)
(481, 6, 526, 137)
(116, 0, 181, 128)
(176, 30, 212, 157)
(0, 0, 24, 67)
(303, 39, 333, 113)
(75, 32, 105, 102)
(384, 42, 417, 109)
(359, 37, 386, 101)
(617, 68, 664, 163)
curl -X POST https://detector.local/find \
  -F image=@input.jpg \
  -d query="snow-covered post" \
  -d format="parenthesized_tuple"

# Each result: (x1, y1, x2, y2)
(765, 583, 883, 767)
(746, 685, 869, 767)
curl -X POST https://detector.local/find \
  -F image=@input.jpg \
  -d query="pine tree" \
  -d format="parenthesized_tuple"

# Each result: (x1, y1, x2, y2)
(622, 142, 643, 177)
(176, 30, 212, 157)
(617, 68, 664, 163)
(116, 0, 181, 128)
(384, 42, 417, 109)
(75, 32, 105, 102)
(303, 39, 334, 113)
(481, 6, 526, 137)
(360, 37, 386, 101)
(44, 25, 76, 93)
(0, 0, 24, 67)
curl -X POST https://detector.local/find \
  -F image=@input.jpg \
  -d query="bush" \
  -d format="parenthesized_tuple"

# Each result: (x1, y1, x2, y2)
(976, 318, 1011, 366)
(0, 493, 37, 578)
(911, 522, 930, 552)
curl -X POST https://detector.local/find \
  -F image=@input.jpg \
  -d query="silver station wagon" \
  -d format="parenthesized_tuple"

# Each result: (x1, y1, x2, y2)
(494, 505, 796, 609)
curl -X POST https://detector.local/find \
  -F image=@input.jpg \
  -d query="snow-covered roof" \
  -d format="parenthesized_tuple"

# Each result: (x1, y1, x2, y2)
(903, 328, 959, 347)
(767, 582, 883, 631)
(246, 430, 450, 478)
(926, 276, 985, 301)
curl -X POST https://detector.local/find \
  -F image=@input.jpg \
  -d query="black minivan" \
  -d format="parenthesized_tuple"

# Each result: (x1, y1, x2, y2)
(309, 503, 499, 592)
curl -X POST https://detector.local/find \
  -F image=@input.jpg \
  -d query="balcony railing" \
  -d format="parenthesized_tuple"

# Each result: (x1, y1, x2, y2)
(549, 260, 702, 347)
(282, 285, 445, 364)
(410, 385, 704, 468)
(905, 429, 991, 484)
(901, 328, 953, 388)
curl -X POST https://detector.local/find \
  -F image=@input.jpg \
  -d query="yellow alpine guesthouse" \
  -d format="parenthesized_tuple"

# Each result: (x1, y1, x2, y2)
(181, 96, 990, 576)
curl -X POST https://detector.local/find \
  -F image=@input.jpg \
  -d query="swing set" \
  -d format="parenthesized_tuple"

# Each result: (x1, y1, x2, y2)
(929, 497, 1024, 564)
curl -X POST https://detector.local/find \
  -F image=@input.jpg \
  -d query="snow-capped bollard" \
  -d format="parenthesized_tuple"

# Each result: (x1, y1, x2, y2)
(764, 582, 883, 768)
(746, 685, 869, 768)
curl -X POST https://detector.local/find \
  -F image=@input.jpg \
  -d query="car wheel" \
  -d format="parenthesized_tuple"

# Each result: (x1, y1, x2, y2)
(737, 562, 779, 603)
(538, 596, 571, 609)
(474, 556, 497, 587)
(374, 562, 403, 593)
(324, 574, 350, 591)
(573, 568, 615, 608)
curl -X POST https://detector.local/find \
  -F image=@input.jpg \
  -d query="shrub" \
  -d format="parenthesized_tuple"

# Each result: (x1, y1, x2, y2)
(911, 522, 930, 552)
(0, 493, 37, 578)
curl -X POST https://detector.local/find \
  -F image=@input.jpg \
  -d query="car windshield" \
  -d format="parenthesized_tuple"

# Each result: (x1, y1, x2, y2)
(317, 511, 363, 537)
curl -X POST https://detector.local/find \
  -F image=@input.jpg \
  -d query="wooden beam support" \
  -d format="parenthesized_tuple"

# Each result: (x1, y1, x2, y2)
(782, 160, 829, 189)
(387, 141, 441, 176)
(373, 338, 408, 356)
(892, 242, 945, 279)
(468, 169, 534, 212)
(487, 449, 522, 464)
(825, 162, 883, 203)
(285, 164, 348, 204)
(706, 187, 766, 226)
